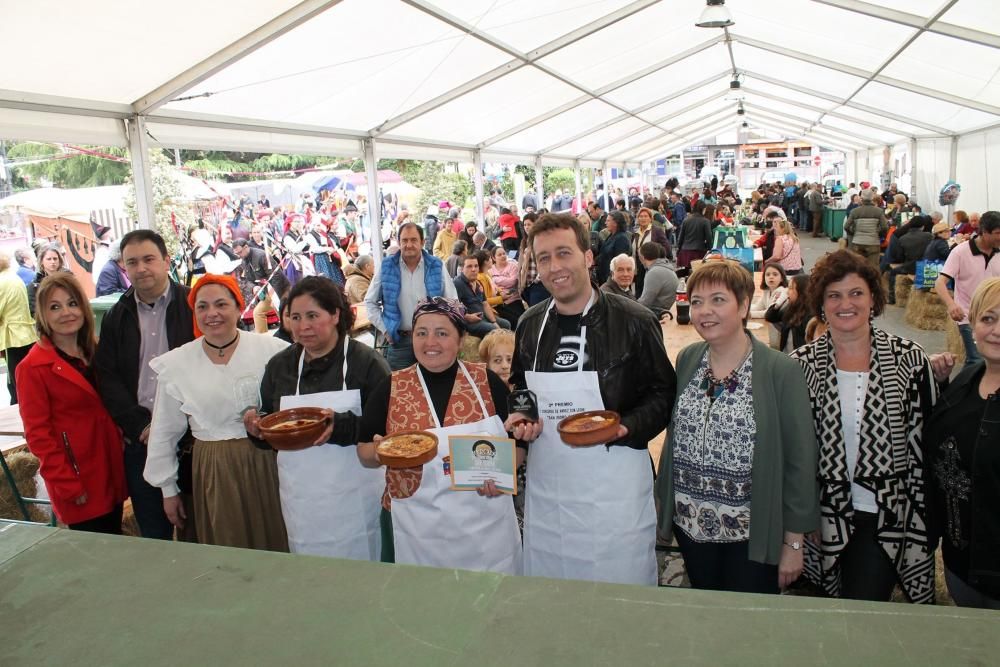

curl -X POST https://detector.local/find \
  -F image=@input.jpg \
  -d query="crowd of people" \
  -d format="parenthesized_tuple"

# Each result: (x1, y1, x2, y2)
(4, 174, 1000, 612)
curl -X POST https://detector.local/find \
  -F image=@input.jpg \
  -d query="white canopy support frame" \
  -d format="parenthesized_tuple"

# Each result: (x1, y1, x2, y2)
(1, 0, 999, 212)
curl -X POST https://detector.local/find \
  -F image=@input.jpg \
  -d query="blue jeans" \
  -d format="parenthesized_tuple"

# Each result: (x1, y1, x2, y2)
(386, 334, 416, 371)
(958, 323, 981, 366)
(124, 442, 173, 540)
(466, 317, 511, 338)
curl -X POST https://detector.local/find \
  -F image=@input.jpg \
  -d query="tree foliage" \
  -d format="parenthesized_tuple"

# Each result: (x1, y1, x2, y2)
(8, 142, 130, 188)
(123, 150, 194, 260)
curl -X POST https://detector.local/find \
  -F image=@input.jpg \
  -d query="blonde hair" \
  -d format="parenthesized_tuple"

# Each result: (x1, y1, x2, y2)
(775, 216, 798, 242)
(969, 277, 1000, 327)
(478, 328, 515, 364)
(34, 273, 97, 362)
(0, 253, 10, 273)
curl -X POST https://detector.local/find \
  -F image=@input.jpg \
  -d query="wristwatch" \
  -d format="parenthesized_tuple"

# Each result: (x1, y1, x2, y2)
(783, 540, 803, 551)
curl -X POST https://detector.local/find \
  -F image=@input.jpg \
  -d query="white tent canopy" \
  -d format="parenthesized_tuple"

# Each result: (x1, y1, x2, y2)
(3, 0, 1000, 215)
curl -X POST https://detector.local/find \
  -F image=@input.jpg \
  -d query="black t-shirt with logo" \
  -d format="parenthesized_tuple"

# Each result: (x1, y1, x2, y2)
(551, 313, 592, 372)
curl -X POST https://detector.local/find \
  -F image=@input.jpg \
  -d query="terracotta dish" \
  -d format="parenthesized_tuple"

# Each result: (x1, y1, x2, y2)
(376, 430, 439, 469)
(259, 407, 331, 451)
(556, 410, 621, 446)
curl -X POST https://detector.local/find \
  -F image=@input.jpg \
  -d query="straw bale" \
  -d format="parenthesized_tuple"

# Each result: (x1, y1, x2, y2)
(895, 274, 915, 307)
(905, 289, 949, 331)
(0, 451, 48, 523)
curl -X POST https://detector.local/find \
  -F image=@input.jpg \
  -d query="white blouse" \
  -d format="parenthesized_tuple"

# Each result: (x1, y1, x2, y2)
(143, 331, 289, 497)
(837, 369, 878, 513)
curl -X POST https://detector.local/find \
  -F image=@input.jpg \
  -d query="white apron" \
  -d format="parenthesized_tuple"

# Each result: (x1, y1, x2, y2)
(277, 339, 383, 560)
(391, 362, 521, 574)
(522, 297, 658, 585)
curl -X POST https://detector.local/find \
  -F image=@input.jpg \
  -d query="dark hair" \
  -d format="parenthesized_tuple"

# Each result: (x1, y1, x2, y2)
(472, 440, 496, 455)
(120, 229, 168, 258)
(285, 275, 354, 340)
(397, 221, 424, 242)
(499, 207, 511, 215)
(232, 238, 250, 249)
(529, 213, 591, 253)
(807, 249, 886, 318)
(452, 240, 467, 255)
(759, 261, 789, 289)
(687, 261, 755, 326)
(522, 211, 538, 224)
(590, 199, 604, 210)
(607, 210, 627, 232)
(472, 249, 491, 272)
(784, 274, 813, 327)
(639, 241, 665, 261)
(703, 204, 717, 221)
(981, 211, 1000, 234)
(692, 200, 706, 215)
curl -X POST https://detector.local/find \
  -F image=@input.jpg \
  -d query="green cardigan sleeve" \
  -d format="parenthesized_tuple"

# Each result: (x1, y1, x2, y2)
(773, 353, 820, 534)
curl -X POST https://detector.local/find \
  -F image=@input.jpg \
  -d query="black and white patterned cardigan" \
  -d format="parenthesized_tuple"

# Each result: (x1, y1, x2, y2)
(790, 327, 938, 603)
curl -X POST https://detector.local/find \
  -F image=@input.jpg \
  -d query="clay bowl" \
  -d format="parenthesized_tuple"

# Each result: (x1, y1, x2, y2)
(259, 407, 331, 451)
(557, 410, 621, 447)
(376, 430, 439, 469)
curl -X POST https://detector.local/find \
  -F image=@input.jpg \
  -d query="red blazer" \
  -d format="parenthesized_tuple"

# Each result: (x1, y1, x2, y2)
(16, 339, 127, 525)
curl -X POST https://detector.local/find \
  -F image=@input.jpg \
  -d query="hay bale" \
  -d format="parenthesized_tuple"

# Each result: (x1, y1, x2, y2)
(895, 274, 915, 307)
(0, 451, 48, 523)
(905, 289, 949, 331)
(946, 318, 966, 366)
(459, 335, 483, 362)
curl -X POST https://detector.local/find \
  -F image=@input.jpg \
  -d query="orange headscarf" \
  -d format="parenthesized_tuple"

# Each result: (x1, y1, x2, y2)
(187, 274, 246, 337)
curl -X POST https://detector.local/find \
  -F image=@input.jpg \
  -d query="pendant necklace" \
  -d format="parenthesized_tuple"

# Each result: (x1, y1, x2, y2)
(204, 333, 240, 357)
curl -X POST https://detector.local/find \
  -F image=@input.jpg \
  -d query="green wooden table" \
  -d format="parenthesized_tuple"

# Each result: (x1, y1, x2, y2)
(1, 522, 997, 666)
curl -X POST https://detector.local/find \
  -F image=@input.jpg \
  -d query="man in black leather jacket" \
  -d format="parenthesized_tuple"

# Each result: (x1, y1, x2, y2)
(94, 230, 196, 541)
(507, 213, 676, 584)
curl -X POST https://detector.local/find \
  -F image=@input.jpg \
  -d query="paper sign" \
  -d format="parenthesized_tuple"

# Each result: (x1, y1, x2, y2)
(448, 435, 517, 494)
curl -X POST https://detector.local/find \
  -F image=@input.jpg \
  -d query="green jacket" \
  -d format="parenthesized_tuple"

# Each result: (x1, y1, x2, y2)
(654, 336, 819, 565)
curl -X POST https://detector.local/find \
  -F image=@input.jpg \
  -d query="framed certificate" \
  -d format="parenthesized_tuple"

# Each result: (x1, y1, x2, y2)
(448, 435, 517, 494)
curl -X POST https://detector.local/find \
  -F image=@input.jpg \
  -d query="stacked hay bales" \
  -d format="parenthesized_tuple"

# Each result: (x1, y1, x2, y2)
(895, 274, 915, 307)
(0, 451, 49, 523)
(945, 319, 967, 366)
(905, 289, 949, 331)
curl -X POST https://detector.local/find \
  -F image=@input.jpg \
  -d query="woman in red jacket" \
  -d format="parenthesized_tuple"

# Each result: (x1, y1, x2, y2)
(17, 273, 127, 533)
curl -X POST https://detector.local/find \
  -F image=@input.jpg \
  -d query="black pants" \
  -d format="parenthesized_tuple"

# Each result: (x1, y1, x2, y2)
(840, 510, 898, 601)
(497, 300, 526, 330)
(68, 504, 123, 535)
(124, 441, 174, 540)
(675, 524, 778, 594)
(5, 342, 34, 405)
(501, 238, 520, 254)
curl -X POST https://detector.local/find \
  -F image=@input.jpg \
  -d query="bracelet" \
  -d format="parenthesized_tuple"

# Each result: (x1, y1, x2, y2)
(783, 539, 803, 551)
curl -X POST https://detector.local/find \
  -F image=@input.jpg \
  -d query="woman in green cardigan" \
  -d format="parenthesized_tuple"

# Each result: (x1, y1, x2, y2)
(655, 261, 819, 593)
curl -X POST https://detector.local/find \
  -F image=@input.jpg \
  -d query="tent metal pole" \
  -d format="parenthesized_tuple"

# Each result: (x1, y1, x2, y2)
(127, 116, 155, 230)
(363, 138, 383, 267)
(909, 138, 917, 203)
(948, 136, 958, 221)
(602, 161, 610, 212)
(534, 156, 544, 214)
(574, 160, 582, 212)
(473, 150, 485, 228)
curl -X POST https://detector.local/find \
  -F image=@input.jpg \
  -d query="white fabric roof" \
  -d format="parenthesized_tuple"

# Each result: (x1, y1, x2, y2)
(2, 0, 1000, 166)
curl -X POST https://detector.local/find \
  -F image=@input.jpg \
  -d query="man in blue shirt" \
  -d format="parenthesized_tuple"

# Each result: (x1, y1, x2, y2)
(14, 248, 35, 286)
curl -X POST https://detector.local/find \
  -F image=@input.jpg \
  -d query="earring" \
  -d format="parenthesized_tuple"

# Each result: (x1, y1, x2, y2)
(819, 309, 826, 323)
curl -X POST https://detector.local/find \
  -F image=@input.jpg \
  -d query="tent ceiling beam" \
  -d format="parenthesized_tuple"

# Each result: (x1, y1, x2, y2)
(743, 111, 872, 148)
(812, 0, 1000, 50)
(372, 0, 660, 138)
(0, 89, 132, 119)
(533, 73, 730, 154)
(732, 33, 1000, 117)
(132, 0, 343, 115)
(745, 105, 888, 145)
(626, 119, 737, 163)
(578, 103, 734, 160)
(740, 86, 923, 136)
(743, 70, 953, 135)
(747, 119, 862, 152)
(479, 42, 724, 149)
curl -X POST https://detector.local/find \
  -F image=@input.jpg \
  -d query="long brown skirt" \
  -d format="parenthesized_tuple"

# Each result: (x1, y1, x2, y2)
(193, 438, 288, 552)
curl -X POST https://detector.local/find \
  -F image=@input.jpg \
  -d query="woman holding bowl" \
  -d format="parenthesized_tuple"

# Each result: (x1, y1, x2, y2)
(655, 261, 818, 593)
(357, 297, 521, 573)
(790, 249, 938, 602)
(245, 276, 390, 560)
